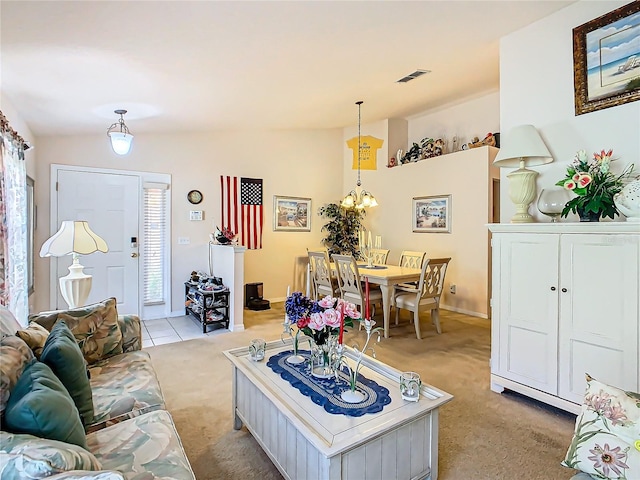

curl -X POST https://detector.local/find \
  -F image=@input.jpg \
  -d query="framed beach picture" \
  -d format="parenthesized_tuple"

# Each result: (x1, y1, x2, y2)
(412, 195, 451, 233)
(273, 195, 311, 232)
(573, 2, 640, 115)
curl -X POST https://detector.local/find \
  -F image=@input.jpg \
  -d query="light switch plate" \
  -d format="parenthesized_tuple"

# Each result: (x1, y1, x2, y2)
(178, 237, 190, 245)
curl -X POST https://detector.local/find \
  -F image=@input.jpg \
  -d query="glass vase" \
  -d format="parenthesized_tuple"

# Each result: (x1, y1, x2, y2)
(310, 335, 339, 379)
(537, 187, 571, 222)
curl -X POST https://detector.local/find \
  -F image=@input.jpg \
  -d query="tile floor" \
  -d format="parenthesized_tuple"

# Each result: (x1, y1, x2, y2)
(141, 315, 225, 348)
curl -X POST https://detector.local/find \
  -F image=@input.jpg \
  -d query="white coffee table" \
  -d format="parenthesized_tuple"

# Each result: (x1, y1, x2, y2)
(224, 340, 453, 480)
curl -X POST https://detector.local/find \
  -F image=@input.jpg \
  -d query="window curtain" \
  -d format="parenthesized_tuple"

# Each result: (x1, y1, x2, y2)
(0, 111, 28, 321)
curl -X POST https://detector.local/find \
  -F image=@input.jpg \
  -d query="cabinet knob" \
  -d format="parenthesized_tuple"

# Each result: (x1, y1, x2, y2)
(550, 286, 556, 291)
(561, 288, 567, 293)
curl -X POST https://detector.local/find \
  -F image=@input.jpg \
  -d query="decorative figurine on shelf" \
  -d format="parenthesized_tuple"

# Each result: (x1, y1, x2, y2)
(462, 132, 497, 150)
(213, 226, 237, 245)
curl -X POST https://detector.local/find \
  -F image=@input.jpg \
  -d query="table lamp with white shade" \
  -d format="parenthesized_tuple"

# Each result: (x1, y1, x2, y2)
(40, 221, 109, 308)
(493, 124, 554, 223)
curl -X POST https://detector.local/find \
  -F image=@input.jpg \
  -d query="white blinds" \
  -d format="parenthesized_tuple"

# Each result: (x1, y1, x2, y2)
(143, 184, 168, 305)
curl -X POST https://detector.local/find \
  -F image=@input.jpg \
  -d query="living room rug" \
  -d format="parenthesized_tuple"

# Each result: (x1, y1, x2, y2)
(147, 307, 577, 480)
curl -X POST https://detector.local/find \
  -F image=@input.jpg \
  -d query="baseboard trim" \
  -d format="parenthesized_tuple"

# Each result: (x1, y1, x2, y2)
(440, 305, 488, 319)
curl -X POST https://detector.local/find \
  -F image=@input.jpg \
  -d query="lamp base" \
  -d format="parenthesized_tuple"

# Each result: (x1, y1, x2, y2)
(59, 263, 92, 308)
(510, 205, 535, 223)
(507, 167, 539, 224)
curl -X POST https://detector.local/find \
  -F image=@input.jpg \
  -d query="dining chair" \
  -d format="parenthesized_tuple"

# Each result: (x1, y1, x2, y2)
(308, 250, 339, 300)
(333, 254, 383, 319)
(393, 250, 427, 300)
(393, 257, 451, 340)
(369, 248, 390, 265)
(398, 250, 426, 269)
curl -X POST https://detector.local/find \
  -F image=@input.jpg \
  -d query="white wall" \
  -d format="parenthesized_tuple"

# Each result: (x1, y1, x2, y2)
(499, 0, 640, 223)
(408, 90, 501, 153)
(342, 95, 501, 317)
(33, 129, 343, 314)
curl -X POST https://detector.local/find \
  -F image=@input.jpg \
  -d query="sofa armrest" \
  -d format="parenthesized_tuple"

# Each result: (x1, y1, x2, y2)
(117, 314, 142, 353)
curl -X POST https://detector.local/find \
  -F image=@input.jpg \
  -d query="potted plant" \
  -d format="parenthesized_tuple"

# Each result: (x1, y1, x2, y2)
(318, 203, 365, 257)
(556, 149, 634, 221)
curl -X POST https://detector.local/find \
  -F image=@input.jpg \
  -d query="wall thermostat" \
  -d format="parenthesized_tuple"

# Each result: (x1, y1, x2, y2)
(189, 210, 203, 221)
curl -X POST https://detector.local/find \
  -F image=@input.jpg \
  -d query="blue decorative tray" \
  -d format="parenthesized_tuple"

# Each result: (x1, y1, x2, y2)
(359, 265, 388, 270)
(267, 350, 391, 417)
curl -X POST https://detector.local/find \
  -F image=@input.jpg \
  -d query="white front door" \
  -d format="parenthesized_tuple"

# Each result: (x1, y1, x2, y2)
(55, 168, 140, 314)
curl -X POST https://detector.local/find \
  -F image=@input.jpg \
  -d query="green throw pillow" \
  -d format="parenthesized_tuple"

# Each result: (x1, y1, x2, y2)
(40, 320, 94, 426)
(4, 361, 87, 449)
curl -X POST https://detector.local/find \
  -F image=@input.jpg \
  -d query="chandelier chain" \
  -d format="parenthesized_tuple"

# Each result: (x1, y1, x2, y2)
(356, 100, 363, 187)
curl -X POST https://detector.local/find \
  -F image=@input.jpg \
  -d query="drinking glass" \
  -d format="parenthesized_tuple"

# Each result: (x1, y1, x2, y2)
(400, 371, 421, 402)
(537, 187, 571, 222)
(249, 338, 266, 361)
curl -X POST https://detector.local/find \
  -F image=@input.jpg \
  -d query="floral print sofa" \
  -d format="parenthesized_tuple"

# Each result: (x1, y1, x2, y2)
(0, 299, 195, 479)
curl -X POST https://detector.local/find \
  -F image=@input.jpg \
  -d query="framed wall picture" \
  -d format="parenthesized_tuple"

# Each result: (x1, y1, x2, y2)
(273, 195, 311, 232)
(412, 195, 451, 233)
(573, 2, 640, 115)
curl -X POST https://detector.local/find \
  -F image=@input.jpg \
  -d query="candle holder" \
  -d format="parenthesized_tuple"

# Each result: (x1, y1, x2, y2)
(281, 318, 306, 365)
(338, 318, 383, 403)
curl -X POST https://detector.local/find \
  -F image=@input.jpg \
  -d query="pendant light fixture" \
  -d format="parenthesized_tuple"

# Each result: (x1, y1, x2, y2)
(341, 101, 378, 209)
(107, 109, 134, 155)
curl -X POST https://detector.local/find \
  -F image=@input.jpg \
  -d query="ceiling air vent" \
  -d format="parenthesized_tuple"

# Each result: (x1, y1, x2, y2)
(396, 69, 431, 83)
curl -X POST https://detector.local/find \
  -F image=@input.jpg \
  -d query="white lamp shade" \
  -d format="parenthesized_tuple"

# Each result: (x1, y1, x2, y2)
(40, 221, 109, 257)
(108, 132, 134, 155)
(493, 124, 553, 168)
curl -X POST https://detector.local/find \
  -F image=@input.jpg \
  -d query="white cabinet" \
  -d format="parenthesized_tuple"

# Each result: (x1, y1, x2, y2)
(488, 223, 639, 414)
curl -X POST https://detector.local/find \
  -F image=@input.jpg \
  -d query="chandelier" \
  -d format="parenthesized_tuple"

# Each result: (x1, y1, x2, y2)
(107, 109, 134, 155)
(341, 101, 378, 209)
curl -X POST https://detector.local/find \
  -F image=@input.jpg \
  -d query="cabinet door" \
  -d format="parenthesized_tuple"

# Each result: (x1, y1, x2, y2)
(495, 234, 559, 394)
(558, 234, 639, 404)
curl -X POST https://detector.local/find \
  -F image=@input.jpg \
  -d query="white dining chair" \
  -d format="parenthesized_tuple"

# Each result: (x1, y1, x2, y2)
(333, 254, 382, 319)
(308, 250, 339, 299)
(393, 257, 451, 339)
(398, 250, 426, 269)
(369, 248, 390, 265)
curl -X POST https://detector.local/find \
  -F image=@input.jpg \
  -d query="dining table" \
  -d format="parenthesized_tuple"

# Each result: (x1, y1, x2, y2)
(357, 264, 422, 338)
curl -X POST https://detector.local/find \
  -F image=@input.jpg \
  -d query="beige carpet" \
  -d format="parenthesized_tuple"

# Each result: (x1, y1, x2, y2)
(147, 306, 579, 480)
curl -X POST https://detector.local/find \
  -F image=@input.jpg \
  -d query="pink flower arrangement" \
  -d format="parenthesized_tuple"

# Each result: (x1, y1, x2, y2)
(556, 149, 634, 220)
(284, 292, 361, 345)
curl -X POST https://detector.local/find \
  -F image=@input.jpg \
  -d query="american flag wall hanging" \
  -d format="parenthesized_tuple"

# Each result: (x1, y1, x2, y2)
(220, 176, 263, 250)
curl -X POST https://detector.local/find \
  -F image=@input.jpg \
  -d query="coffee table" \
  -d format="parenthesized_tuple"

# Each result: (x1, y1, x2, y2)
(224, 340, 453, 480)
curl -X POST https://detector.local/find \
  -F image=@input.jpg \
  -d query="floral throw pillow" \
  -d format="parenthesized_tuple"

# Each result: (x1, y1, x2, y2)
(35, 297, 124, 365)
(56, 310, 123, 365)
(0, 335, 35, 415)
(16, 322, 51, 358)
(562, 375, 640, 479)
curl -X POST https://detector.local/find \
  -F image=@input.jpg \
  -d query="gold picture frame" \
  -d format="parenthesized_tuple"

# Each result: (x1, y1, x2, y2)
(573, 2, 640, 116)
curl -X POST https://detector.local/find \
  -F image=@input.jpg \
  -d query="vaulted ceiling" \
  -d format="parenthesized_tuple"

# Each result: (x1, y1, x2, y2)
(1, 1, 575, 136)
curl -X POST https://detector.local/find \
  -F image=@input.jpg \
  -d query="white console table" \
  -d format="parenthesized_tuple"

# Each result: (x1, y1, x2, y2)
(224, 340, 453, 480)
